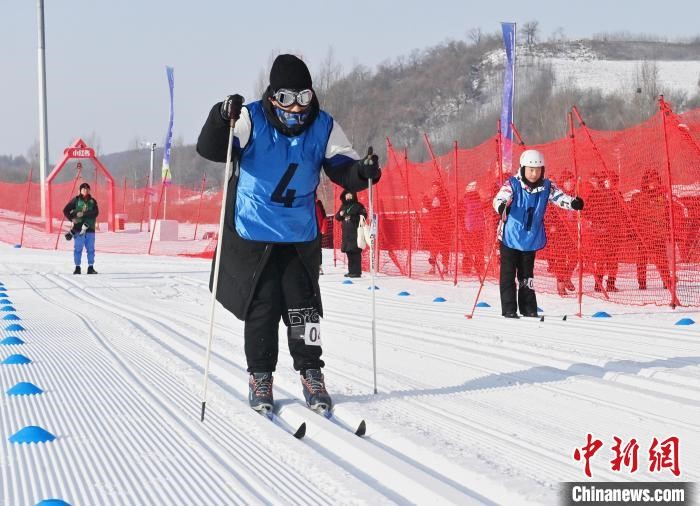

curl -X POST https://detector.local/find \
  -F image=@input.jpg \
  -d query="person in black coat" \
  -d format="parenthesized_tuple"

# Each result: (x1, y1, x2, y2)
(196, 54, 380, 413)
(335, 190, 367, 278)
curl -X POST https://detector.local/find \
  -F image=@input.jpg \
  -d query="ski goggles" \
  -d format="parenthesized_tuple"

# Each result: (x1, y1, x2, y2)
(272, 88, 313, 107)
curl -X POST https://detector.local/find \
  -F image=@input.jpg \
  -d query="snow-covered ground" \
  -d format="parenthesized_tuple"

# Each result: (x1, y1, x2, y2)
(1, 244, 699, 505)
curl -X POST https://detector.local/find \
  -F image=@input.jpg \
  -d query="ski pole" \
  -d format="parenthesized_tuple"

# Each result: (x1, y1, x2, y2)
(367, 147, 378, 395)
(465, 232, 499, 319)
(201, 104, 240, 422)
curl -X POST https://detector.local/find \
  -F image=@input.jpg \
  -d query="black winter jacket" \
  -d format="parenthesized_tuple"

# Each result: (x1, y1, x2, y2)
(63, 195, 99, 233)
(335, 191, 367, 253)
(196, 100, 378, 320)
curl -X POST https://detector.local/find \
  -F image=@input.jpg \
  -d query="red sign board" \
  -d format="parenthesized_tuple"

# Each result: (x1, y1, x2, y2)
(66, 147, 94, 158)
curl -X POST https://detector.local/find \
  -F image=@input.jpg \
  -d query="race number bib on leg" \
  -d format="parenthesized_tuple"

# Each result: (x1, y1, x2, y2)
(304, 322, 322, 347)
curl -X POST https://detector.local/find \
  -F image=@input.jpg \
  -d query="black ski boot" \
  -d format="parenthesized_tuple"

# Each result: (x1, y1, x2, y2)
(301, 369, 332, 412)
(87, 265, 98, 274)
(73, 266, 81, 275)
(248, 372, 274, 412)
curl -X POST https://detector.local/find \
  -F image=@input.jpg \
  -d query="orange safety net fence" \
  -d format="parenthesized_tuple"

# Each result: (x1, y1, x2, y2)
(332, 100, 700, 307)
(2, 100, 699, 307)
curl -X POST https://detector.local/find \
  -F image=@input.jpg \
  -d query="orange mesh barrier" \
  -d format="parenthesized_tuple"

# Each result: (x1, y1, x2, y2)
(2, 101, 699, 307)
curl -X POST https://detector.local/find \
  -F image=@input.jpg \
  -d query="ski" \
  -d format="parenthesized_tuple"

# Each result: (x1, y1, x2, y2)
(307, 406, 366, 437)
(258, 408, 306, 439)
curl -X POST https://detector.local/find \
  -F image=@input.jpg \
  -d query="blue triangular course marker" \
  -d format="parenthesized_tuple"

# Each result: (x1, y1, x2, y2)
(592, 311, 611, 318)
(342, 279, 353, 285)
(397, 291, 411, 296)
(537, 307, 544, 312)
(1, 306, 15, 312)
(36, 500, 72, 506)
(3, 314, 20, 321)
(13, 244, 21, 248)
(675, 318, 695, 326)
(5, 324, 25, 331)
(475, 301, 490, 308)
(0, 287, 7, 291)
(433, 297, 447, 303)
(8, 426, 56, 444)
(2, 354, 32, 365)
(7, 382, 43, 396)
(367, 285, 379, 290)
(0, 336, 25, 345)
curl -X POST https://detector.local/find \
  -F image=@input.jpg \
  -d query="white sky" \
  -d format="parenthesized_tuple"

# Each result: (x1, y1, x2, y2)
(2, 0, 699, 159)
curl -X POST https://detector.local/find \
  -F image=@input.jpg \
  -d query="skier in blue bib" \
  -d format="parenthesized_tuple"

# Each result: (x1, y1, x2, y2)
(493, 150, 583, 318)
(196, 54, 381, 414)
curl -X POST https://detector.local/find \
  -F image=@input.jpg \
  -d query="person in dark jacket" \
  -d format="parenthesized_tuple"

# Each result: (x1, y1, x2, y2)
(493, 150, 583, 318)
(63, 182, 99, 274)
(196, 54, 381, 414)
(335, 190, 367, 278)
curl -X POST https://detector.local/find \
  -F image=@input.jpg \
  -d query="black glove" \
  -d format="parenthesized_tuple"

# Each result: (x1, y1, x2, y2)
(497, 202, 511, 215)
(571, 197, 584, 211)
(359, 146, 381, 180)
(220, 94, 244, 122)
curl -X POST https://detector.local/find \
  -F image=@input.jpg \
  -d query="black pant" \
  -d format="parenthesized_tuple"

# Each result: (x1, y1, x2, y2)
(346, 250, 362, 275)
(244, 245, 324, 373)
(499, 242, 537, 315)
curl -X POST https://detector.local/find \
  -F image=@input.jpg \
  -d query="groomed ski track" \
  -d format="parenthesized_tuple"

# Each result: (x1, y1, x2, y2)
(1, 246, 698, 505)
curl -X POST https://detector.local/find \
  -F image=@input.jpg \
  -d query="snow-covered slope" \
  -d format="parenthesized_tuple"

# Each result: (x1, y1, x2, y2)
(1, 245, 698, 505)
(486, 40, 700, 97)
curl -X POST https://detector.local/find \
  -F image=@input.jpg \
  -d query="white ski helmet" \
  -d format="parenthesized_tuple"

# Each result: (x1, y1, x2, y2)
(519, 149, 545, 168)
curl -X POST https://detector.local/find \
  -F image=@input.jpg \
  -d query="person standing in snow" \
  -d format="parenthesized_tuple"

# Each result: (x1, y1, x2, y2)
(335, 190, 367, 278)
(493, 150, 583, 318)
(196, 54, 381, 414)
(63, 182, 99, 275)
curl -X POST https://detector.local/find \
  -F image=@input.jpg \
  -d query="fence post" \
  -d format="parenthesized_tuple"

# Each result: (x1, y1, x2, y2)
(453, 141, 459, 285)
(658, 96, 680, 308)
(569, 111, 584, 317)
(193, 173, 207, 240)
(147, 181, 166, 255)
(18, 167, 34, 247)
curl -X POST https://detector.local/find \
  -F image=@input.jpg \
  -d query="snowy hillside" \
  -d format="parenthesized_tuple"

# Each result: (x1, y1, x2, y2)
(485, 41, 700, 97)
(1, 244, 699, 505)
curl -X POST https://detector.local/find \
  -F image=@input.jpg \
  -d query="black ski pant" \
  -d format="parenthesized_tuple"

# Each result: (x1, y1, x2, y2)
(244, 244, 324, 374)
(346, 250, 362, 276)
(499, 242, 538, 316)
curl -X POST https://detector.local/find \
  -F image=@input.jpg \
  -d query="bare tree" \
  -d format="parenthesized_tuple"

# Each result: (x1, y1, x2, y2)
(253, 49, 281, 98)
(467, 27, 483, 47)
(314, 47, 344, 98)
(523, 21, 540, 46)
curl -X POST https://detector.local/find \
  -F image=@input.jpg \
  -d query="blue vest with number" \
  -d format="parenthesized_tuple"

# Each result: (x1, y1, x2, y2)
(502, 176, 551, 251)
(234, 101, 333, 242)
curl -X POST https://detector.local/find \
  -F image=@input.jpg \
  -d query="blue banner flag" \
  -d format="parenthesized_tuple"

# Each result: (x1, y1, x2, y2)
(161, 66, 175, 185)
(500, 22, 516, 175)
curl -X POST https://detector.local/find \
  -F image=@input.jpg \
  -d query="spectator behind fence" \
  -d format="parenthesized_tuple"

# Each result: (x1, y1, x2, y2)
(459, 181, 486, 276)
(493, 150, 584, 318)
(62, 182, 99, 275)
(546, 169, 578, 296)
(588, 171, 625, 292)
(335, 190, 367, 278)
(422, 180, 452, 275)
(630, 168, 671, 290)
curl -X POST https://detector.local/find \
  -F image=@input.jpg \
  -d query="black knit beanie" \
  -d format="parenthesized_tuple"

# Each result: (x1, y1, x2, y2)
(269, 54, 312, 91)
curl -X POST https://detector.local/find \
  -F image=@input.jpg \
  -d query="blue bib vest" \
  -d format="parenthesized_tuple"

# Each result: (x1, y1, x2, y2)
(234, 101, 333, 242)
(502, 176, 551, 251)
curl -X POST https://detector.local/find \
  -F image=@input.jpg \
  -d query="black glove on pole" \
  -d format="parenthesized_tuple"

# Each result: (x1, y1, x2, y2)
(571, 197, 584, 211)
(361, 146, 381, 180)
(220, 94, 244, 122)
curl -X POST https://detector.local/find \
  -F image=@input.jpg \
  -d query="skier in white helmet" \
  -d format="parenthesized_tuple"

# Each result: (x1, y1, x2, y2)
(492, 149, 584, 318)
